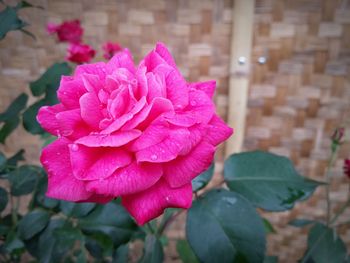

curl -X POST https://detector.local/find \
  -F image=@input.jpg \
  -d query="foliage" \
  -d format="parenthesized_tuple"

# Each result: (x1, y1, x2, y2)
(224, 151, 323, 211)
(0, 94, 28, 144)
(0, 0, 42, 40)
(23, 62, 72, 135)
(0, 151, 143, 262)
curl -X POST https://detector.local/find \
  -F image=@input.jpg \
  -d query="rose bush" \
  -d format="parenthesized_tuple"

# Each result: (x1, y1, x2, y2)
(66, 42, 96, 64)
(37, 42, 233, 225)
(102, 41, 123, 59)
(47, 19, 83, 43)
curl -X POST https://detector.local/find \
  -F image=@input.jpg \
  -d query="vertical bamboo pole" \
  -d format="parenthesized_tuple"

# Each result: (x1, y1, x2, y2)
(225, 0, 255, 156)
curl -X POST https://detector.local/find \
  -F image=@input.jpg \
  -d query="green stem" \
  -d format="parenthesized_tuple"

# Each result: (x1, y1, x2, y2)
(157, 209, 184, 237)
(146, 222, 155, 234)
(333, 220, 350, 228)
(10, 196, 19, 226)
(330, 199, 350, 226)
(325, 144, 339, 226)
(301, 229, 328, 263)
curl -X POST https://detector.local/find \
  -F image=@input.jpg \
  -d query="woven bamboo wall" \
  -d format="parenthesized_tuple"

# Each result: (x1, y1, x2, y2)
(247, 0, 350, 261)
(0, 0, 349, 262)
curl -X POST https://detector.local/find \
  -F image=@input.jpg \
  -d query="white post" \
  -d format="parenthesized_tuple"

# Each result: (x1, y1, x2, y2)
(225, 0, 255, 156)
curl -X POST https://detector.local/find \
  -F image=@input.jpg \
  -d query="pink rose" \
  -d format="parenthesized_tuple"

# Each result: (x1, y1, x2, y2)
(66, 43, 96, 64)
(37, 43, 233, 225)
(344, 159, 350, 179)
(46, 22, 59, 34)
(46, 20, 83, 43)
(102, 41, 123, 59)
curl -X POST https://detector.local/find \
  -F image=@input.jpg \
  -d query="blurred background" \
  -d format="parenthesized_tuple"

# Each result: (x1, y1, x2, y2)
(0, 0, 349, 261)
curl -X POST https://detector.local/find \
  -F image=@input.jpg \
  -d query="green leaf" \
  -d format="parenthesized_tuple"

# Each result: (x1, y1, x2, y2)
(53, 225, 84, 258)
(9, 165, 38, 196)
(0, 6, 28, 40)
(60, 201, 95, 218)
(158, 208, 179, 229)
(289, 219, 315, 228)
(0, 93, 28, 122)
(0, 152, 6, 170)
(303, 223, 347, 263)
(224, 151, 323, 211)
(0, 214, 13, 235)
(33, 172, 59, 209)
(23, 62, 71, 135)
(29, 62, 71, 97)
(78, 202, 138, 247)
(19, 28, 35, 40)
(263, 256, 278, 263)
(186, 190, 266, 263)
(37, 218, 65, 263)
(6, 149, 25, 167)
(0, 93, 28, 143)
(18, 210, 50, 240)
(23, 234, 40, 258)
(192, 163, 214, 192)
(76, 251, 87, 263)
(0, 116, 20, 144)
(4, 230, 24, 253)
(159, 236, 168, 247)
(139, 235, 164, 263)
(85, 232, 114, 259)
(176, 239, 199, 263)
(15, 0, 44, 10)
(113, 244, 129, 263)
(262, 218, 276, 234)
(0, 224, 10, 236)
(0, 186, 8, 212)
(22, 98, 46, 134)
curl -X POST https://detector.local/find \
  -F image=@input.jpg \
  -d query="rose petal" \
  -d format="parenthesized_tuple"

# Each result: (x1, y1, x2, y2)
(206, 114, 234, 146)
(100, 97, 147, 134)
(146, 72, 166, 102)
(69, 144, 132, 180)
(56, 109, 91, 139)
(122, 179, 192, 225)
(143, 50, 168, 72)
(163, 141, 215, 188)
(74, 62, 106, 79)
(111, 68, 135, 84)
(82, 73, 101, 94)
(107, 49, 136, 74)
(135, 64, 148, 99)
(189, 80, 216, 98)
(86, 162, 163, 196)
(76, 130, 141, 147)
(100, 113, 133, 134)
(179, 124, 207, 155)
(57, 76, 87, 109)
(135, 128, 190, 163)
(37, 104, 65, 136)
(122, 97, 173, 130)
(79, 93, 104, 129)
(80, 194, 113, 204)
(153, 64, 189, 109)
(130, 119, 169, 151)
(108, 86, 132, 119)
(186, 89, 215, 124)
(154, 42, 177, 69)
(164, 112, 197, 127)
(41, 138, 91, 202)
